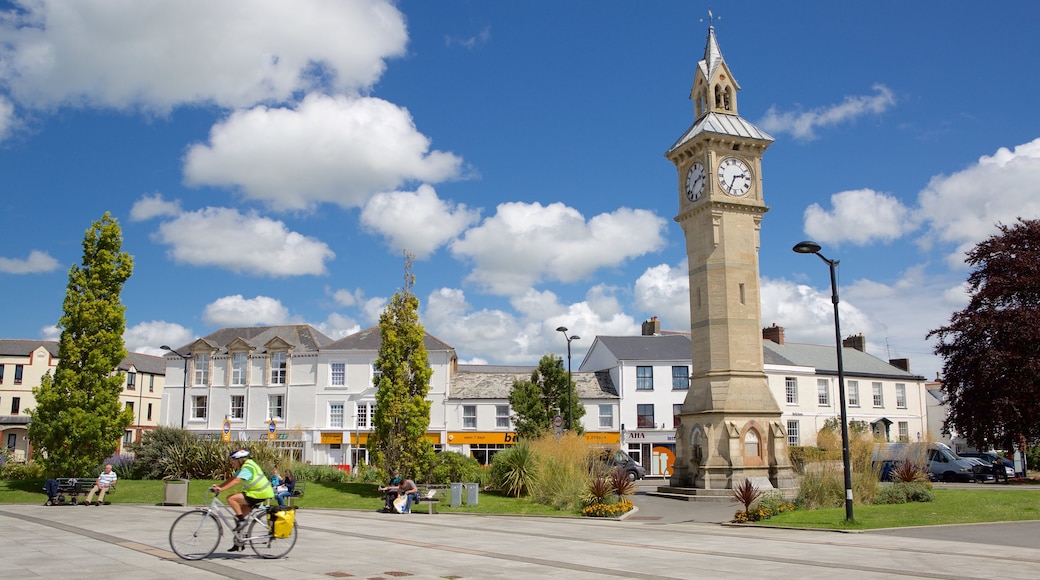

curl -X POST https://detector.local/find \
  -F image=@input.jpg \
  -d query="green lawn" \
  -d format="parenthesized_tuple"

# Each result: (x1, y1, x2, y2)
(0, 479, 569, 516)
(759, 489, 1040, 530)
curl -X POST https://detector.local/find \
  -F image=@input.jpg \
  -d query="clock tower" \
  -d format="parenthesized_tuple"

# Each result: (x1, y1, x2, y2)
(666, 25, 796, 490)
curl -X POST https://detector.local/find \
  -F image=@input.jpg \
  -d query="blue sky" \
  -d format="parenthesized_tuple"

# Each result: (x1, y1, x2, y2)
(2, 1, 1039, 382)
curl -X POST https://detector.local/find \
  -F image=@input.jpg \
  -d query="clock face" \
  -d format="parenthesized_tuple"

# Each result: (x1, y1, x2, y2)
(717, 156, 752, 196)
(685, 162, 706, 201)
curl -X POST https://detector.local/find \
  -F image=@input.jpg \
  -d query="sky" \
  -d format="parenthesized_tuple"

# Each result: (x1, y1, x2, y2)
(2, 1, 1039, 382)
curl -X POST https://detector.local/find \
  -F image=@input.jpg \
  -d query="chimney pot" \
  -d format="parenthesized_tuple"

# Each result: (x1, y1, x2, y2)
(762, 324, 785, 345)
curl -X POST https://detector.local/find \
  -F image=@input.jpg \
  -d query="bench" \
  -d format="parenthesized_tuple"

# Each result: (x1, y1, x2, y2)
(45, 477, 116, 506)
(414, 486, 444, 514)
(285, 480, 305, 505)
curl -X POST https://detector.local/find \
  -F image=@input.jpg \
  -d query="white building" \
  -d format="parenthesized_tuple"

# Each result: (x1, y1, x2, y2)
(578, 321, 929, 477)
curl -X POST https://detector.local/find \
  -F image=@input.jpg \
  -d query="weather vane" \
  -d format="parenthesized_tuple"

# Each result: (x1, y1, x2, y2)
(700, 8, 721, 27)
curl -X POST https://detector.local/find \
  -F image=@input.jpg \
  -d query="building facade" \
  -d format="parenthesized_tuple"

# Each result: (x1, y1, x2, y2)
(0, 339, 165, 460)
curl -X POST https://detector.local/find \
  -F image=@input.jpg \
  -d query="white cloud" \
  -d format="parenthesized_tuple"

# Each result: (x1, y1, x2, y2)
(451, 202, 667, 295)
(446, 26, 491, 50)
(182, 94, 465, 211)
(917, 138, 1040, 267)
(311, 312, 361, 340)
(0, 0, 407, 112)
(0, 96, 14, 140)
(203, 295, 292, 327)
(422, 286, 637, 366)
(361, 185, 481, 258)
(633, 261, 691, 330)
(124, 320, 193, 355)
(803, 188, 919, 246)
(0, 250, 60, 274)
(328, 287, 385, 326)
(153, 207, 334, 276)
(129, 193, 181, 221)
(759, 84, 895, 141)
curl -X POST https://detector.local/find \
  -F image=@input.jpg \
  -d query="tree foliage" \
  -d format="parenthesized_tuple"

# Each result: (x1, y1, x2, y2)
(369, 253, 434, 479)
(509, 354, 585, 439)
(28, 213, 135, 477)
(927, 218, 1040, 449)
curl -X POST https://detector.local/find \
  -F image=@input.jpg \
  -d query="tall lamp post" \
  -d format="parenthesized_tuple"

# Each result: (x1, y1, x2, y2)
(793, 241, 854, 522)
(161, 345, 191, 429)
(555, 327, 580, 431)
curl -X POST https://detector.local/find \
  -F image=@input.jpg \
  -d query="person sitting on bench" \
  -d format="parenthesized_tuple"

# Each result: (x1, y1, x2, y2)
(379, 469, 403, 512)
(84, 464, 117, 506)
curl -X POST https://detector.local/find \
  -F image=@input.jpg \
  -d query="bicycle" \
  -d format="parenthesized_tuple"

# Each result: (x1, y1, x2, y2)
(168, 491, 297, 560)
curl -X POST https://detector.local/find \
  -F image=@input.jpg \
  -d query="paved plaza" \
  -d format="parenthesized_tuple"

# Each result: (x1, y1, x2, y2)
(1, 486, 1039, 579)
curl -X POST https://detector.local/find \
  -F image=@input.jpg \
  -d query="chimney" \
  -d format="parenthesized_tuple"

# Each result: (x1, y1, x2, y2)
(641, 316, 661, 336)
(889, 358, 910, 372)
(842, 333, 866, 352)
(762, 323, 785, 345)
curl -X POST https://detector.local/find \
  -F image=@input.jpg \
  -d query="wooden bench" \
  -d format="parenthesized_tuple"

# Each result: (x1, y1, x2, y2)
(48, 477, 116, 505)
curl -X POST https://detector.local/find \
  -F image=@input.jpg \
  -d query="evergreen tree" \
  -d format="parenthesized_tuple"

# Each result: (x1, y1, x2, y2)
(509, 354, 585, 439)
(28, 213, 135, 477)
(927, 218, 1040, 449)
(369, 253, 434, 478)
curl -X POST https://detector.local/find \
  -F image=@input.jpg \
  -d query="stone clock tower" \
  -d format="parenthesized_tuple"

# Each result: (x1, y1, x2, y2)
(665, 26, 796, 491)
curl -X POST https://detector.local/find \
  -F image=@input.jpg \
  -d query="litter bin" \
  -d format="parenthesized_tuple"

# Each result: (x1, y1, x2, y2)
(450, 482, 463, 507)
(465, 482, 479, 506)
(163, 478, 189, 506)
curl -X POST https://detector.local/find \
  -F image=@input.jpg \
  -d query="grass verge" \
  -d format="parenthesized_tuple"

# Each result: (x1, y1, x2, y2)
(0, 479, 571, 516)
(759, 489, 1040, 530)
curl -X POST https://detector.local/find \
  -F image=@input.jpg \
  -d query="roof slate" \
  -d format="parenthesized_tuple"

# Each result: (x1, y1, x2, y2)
(452, 367, 618, 399)
(0, 339, 60, 358)
(667, 112, 774, 155)
(763, 341, 924, 380)
(592, 335, 692, 361)
(181, 325, 333, 354)
(324, 325, 455, 354)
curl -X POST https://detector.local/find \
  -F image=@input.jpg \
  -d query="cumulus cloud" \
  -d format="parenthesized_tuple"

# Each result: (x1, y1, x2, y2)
(0, 250, 61, 274)
(0, 0, 407, 112)
(152, 207, 334, 276)
(361, 185, 480, 258)
(183, 94, 465, 211)
(803, 188, 919, 246)
(759, 84, 895, 141)
(451, 202, 667, 295)
(203, 295, 292, 327)
(422, 286, 637, 365)
(633, 261, 691, 330)
(917, 138, 1040, 267)
(311, 312, 362, 340)
(0, 96, 14, 140)
(329, 287, 386, 325)
(124, 320, 193, 355)
(129, 193, 181, 221)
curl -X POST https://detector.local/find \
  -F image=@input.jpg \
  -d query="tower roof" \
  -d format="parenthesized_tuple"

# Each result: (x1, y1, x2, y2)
(699, 27, 739, 90)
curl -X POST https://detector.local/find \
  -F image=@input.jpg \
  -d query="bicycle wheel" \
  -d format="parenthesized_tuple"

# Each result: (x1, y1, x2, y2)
(169, 510, 222, 560)
(248, 516, 297, 559)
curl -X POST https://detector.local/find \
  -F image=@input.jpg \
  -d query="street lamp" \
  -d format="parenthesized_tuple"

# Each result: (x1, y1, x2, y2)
(555, 327, 580, 431)
(161, 345, 191, 429)
(793, 240, 855, 522)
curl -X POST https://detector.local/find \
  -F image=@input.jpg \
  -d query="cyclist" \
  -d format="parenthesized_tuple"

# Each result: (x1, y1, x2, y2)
(210, 449, 274, 550)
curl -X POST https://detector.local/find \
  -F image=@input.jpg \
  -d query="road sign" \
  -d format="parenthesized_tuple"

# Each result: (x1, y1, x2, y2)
(268, 419, 277, 441)
(221, 419, 231, 443)
(553, 415, 563, 428)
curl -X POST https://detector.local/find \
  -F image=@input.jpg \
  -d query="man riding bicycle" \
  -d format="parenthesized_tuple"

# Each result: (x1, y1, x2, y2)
(210, 449, 274, 550)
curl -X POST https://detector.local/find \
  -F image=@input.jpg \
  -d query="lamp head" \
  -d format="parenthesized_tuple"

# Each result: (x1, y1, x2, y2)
(555, 326, 568, 333)
(570, 335, 580, 341)
(792, 241, 822, 255)
(160, 345, 172, 351)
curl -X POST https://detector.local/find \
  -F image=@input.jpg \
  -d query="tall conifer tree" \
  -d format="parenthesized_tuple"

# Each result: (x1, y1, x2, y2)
(28, 213, 134, 477)
(369, 253, 434, 478)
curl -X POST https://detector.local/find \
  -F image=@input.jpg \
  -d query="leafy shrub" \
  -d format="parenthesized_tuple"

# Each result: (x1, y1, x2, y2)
(891, 459, 928, 483)
(354, 462, 384, 484)
(610, 466, 636, 499)
(732, 491, 796, 523)
(127, 427, 293, 479)
(428, 451, 482, 484)
(291, 464, 353, 483)
(873, 481, 934, 504)
(490, 439, 534, 497)
(732, 478, 763, 515)
(99, 453, 139, 480)
(583, 475, 612, 506)
(0, 459, 44, 480)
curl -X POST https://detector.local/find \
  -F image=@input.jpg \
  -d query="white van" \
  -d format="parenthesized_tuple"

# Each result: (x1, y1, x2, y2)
(873, 442, 978, 483)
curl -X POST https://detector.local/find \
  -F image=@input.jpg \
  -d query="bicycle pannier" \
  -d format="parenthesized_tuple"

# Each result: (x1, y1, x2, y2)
(268, 505, 296, 538)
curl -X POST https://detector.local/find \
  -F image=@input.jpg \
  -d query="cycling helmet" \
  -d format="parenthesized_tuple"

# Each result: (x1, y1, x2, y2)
(230, 449, 250, 460)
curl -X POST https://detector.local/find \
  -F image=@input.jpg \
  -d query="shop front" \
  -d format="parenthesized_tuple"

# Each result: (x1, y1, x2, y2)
(625, 430, 676, 477)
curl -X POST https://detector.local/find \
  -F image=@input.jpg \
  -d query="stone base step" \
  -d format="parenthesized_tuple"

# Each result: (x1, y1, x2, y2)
(650, 486, 798, 502)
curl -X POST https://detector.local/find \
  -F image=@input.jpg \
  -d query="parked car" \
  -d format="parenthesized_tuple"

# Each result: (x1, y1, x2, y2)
(959, 451, 1015, 480)
(598, 449, 646, 481)
(873, 442, 978, 483)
